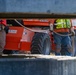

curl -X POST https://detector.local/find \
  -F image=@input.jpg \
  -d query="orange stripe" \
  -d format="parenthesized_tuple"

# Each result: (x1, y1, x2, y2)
(54, 28, 69, 32)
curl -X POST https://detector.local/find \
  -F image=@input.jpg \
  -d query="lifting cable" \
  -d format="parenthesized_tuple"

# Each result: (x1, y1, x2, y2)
(14, 19, 49, 33)
(14, 19, 72, 36)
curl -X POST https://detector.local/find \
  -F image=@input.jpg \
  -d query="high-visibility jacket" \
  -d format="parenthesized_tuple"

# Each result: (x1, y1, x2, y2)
(54, 19, 71, 32)
(0, 19, 7, 26)
(55, 19, 71, 29)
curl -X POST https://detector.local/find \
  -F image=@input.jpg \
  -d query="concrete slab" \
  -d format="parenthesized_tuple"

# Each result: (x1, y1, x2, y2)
(0, 0, 76, 18)
(0, 54, 76, 75)
(0, 0, 76, 14)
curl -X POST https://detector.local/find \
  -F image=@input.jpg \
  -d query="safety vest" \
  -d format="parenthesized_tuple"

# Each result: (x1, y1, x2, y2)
(55, 19, 71, 29)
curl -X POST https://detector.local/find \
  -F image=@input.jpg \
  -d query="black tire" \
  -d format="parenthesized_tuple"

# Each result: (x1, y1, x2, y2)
(31, 33, 51, 55)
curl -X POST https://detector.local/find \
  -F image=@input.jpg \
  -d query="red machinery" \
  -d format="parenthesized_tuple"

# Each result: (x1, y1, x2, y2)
(4, 19, 57, 54)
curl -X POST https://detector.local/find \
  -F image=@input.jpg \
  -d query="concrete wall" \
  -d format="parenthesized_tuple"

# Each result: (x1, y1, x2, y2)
(0, 55, 76, 75)
(0, 0, 76, 14)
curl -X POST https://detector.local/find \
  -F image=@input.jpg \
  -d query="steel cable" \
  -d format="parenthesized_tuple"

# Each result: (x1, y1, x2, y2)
(14, 19, 72, 36)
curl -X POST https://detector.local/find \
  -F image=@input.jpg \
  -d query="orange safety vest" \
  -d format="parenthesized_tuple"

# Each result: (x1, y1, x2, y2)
(54, 19, 71, 33)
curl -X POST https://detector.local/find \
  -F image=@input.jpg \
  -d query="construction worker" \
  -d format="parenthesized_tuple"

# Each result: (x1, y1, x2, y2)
(71, 19, 76, 56)
(53, 19, 75, 56)
(0, 19, 7, 54)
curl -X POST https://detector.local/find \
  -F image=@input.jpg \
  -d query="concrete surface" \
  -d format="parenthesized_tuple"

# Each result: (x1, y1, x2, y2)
(0, 0, 76, 14)
(0, 54, 76, 75)
(0, 0, 76, 18)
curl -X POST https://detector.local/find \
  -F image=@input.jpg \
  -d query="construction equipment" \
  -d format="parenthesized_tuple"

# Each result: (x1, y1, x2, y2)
(4, 19, 55, 55)
(3, 19, 76, 56)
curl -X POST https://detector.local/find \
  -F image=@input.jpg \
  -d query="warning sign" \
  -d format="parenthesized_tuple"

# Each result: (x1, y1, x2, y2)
(8, 30, 17, 33)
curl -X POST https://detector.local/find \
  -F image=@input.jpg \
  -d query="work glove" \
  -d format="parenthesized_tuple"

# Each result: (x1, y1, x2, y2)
(50, 23, 53, 32)
(71, 30, 75, 36)
(70, 27, 75, 36)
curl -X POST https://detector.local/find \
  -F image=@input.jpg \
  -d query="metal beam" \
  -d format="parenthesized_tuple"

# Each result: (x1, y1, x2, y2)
(0, 13, 76, 19)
